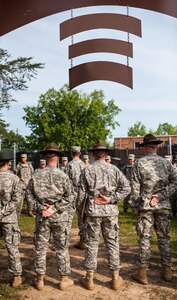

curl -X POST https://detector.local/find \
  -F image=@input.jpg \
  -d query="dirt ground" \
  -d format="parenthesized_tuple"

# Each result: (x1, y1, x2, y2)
(0, 228, 177, 300)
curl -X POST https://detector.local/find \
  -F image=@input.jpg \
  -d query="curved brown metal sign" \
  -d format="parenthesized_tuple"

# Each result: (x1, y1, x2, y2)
(0, 0, 177, 36)
(69, 39, 133, 59)
(69, 62, 133, 89)
(60, 14, 142, 41)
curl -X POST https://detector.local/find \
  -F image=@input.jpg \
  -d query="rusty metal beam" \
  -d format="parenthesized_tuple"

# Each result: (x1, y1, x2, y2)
(60, 14, 142, 41)
(1, 0, 177, 36)
(69, 61, 133, 89)
(69, 39, 133, 59)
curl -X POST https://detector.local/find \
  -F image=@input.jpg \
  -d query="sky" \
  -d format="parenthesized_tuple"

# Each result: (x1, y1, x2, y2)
(0, 5, 177, 142)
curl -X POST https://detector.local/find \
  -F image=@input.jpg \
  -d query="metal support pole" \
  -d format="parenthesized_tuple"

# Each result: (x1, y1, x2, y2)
(13, 142, 16, 170)
(168, 136, 172, 156)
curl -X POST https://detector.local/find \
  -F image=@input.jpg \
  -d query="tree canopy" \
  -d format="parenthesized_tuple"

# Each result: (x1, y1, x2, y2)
(23, 85, 121, 150)
(128, 121, 177, 137)
(128, 121, 147, 136)
(0, 48, 44, 111)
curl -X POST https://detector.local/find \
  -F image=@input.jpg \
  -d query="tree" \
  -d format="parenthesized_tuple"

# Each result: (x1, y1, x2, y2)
(0, 120, 26, 150)
(128, 121, 147, 136)
(155, 123, 177, 135)
(0, 48, 44, 110)
(23, 85, 121, 150)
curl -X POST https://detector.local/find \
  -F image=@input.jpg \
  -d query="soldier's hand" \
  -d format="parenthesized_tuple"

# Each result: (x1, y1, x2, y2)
(42, 204, 54, 217)
(150, 194, 159, 207)
(94, 194, 110, 205)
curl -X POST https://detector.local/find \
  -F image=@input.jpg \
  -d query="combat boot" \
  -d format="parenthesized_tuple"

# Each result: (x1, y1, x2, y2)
(133, 265, 148, 285)
(162, 266, 173, 282)
(111, 270, 123, 290)
(74, 238, 85, 250)
(35, 274, 44, 291)
(80, 271, 94, 290)
(59, 275, 74, 291)
(12, 275, 22, 288)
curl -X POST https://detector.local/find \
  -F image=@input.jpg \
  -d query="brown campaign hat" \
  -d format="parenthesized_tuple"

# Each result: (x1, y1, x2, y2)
(40, 143, 64, 156)
(89, 140, 110, 152)
(139, 134, 163, 147)
(0, 151, 14, 161)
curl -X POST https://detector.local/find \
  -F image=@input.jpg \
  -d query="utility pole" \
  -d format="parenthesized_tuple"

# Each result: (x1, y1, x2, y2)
(13, 142, 17, 170)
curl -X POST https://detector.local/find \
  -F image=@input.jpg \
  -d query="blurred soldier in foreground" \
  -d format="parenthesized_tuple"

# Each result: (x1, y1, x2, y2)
(60, 156, 68, 171)
(122, 154, 135, 214)
(170, 155, 177, 218)
(27, 143, 74, 291)
(77, 140, 130, 290)
(105, 155, 111, 164)
(0, 151, 22, 288)
(130, 134, 177, 285)
(15, 153, 34, 217)
(65, 146, 86, 249)
(83, 154, 90, 165)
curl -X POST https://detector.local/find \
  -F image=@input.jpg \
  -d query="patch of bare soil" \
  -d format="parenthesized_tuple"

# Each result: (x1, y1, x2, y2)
(0, 229, 177, 300)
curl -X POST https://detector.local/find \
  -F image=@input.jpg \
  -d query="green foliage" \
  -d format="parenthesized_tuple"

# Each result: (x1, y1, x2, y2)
(23, 85, 121, 150)
(155, 123, 177, 135)
(128, 121, 147, 136)
(0, 120, 26, 150)
(0, 48, 44, 110)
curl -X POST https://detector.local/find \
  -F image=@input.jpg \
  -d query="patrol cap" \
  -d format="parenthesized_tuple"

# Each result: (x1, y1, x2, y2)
(164, 155, 172, 162)
(128, 154, 135, 160)
(83, 155, 89, 160)
(0, 151, 14, 161)
(21, 153, 27, 158)
(62, 157, 68, 161)
(40, 159, 46, 164)
(71, 146, 81, 153)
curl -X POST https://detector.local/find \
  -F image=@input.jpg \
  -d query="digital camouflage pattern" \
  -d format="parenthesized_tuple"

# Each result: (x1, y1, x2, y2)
(15, 161, 34, 213)
(0, 170, 22, 275)
(130, 154, 177, 211)
(136, 209, 171, 266)
(65, 158, 86, 233)
(77, 159, 130, 272)
(27, 166, 72, 275)
(122, 163, 135, 211)
(130, 153, 177, 267)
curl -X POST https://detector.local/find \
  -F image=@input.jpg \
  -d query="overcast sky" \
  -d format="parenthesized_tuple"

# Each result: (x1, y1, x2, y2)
(1, 5, 177, 141)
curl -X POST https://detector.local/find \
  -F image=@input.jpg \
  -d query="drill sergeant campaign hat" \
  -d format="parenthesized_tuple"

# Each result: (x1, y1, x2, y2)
(89, 140, 110, 152)
(0, 151, 14, 161)
(40, 143, 64, 157)
(139, 134, 163, 147)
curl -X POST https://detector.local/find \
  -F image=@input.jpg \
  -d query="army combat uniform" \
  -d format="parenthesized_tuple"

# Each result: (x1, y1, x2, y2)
(0, 168, 22, 284)
(64, 155, 86, 234)
(77, 159, 130, 276)
(131, 153, 177, 269)
(27, 166, 72, 277)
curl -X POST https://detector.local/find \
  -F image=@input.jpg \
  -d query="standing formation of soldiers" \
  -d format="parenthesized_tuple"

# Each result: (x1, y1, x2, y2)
(0, 134, 177, 291)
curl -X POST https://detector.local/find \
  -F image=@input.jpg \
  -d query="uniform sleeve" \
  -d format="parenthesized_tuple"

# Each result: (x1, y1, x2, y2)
(166, 164, 177, 198)
(1, 177, 22, 217)
(76, 170, 87, 213)
(26, 178, 37, 211)
(109, 170, 131, 204)
(128, 160, 142, 208)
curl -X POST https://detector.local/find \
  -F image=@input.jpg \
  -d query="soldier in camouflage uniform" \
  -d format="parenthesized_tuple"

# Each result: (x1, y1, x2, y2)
(77, 140, 131, 290)
(64, 146, 86, 249)
(60, 156, 68, 171)
(15, 153, 34, 217)
(130, 134, 177, 285)
(27, 143, 74, 291)
(122, 153, 135, 214)
(0, 151, 22, 288)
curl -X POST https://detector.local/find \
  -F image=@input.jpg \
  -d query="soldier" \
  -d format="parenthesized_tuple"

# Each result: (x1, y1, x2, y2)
(60, 156, 68, 171)
(27, 143, 74, 291)
(15, 153, 34, 217)
(130, 134, 177, 285)
(83, 154, 90, 165)
(105, 155, 111, 164)
(122, 154, 135, 214)
(39, 159, 46, 169)
(65, 146, 86, 249)
(0, 151, 22, 288)
(77, 140, 131, 290)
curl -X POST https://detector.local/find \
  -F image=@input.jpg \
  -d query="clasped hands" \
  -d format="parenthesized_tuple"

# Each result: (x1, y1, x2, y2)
(150, 194, 159, 207)
(42, 204, 55, 218)
(94, 194, 110, 205)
